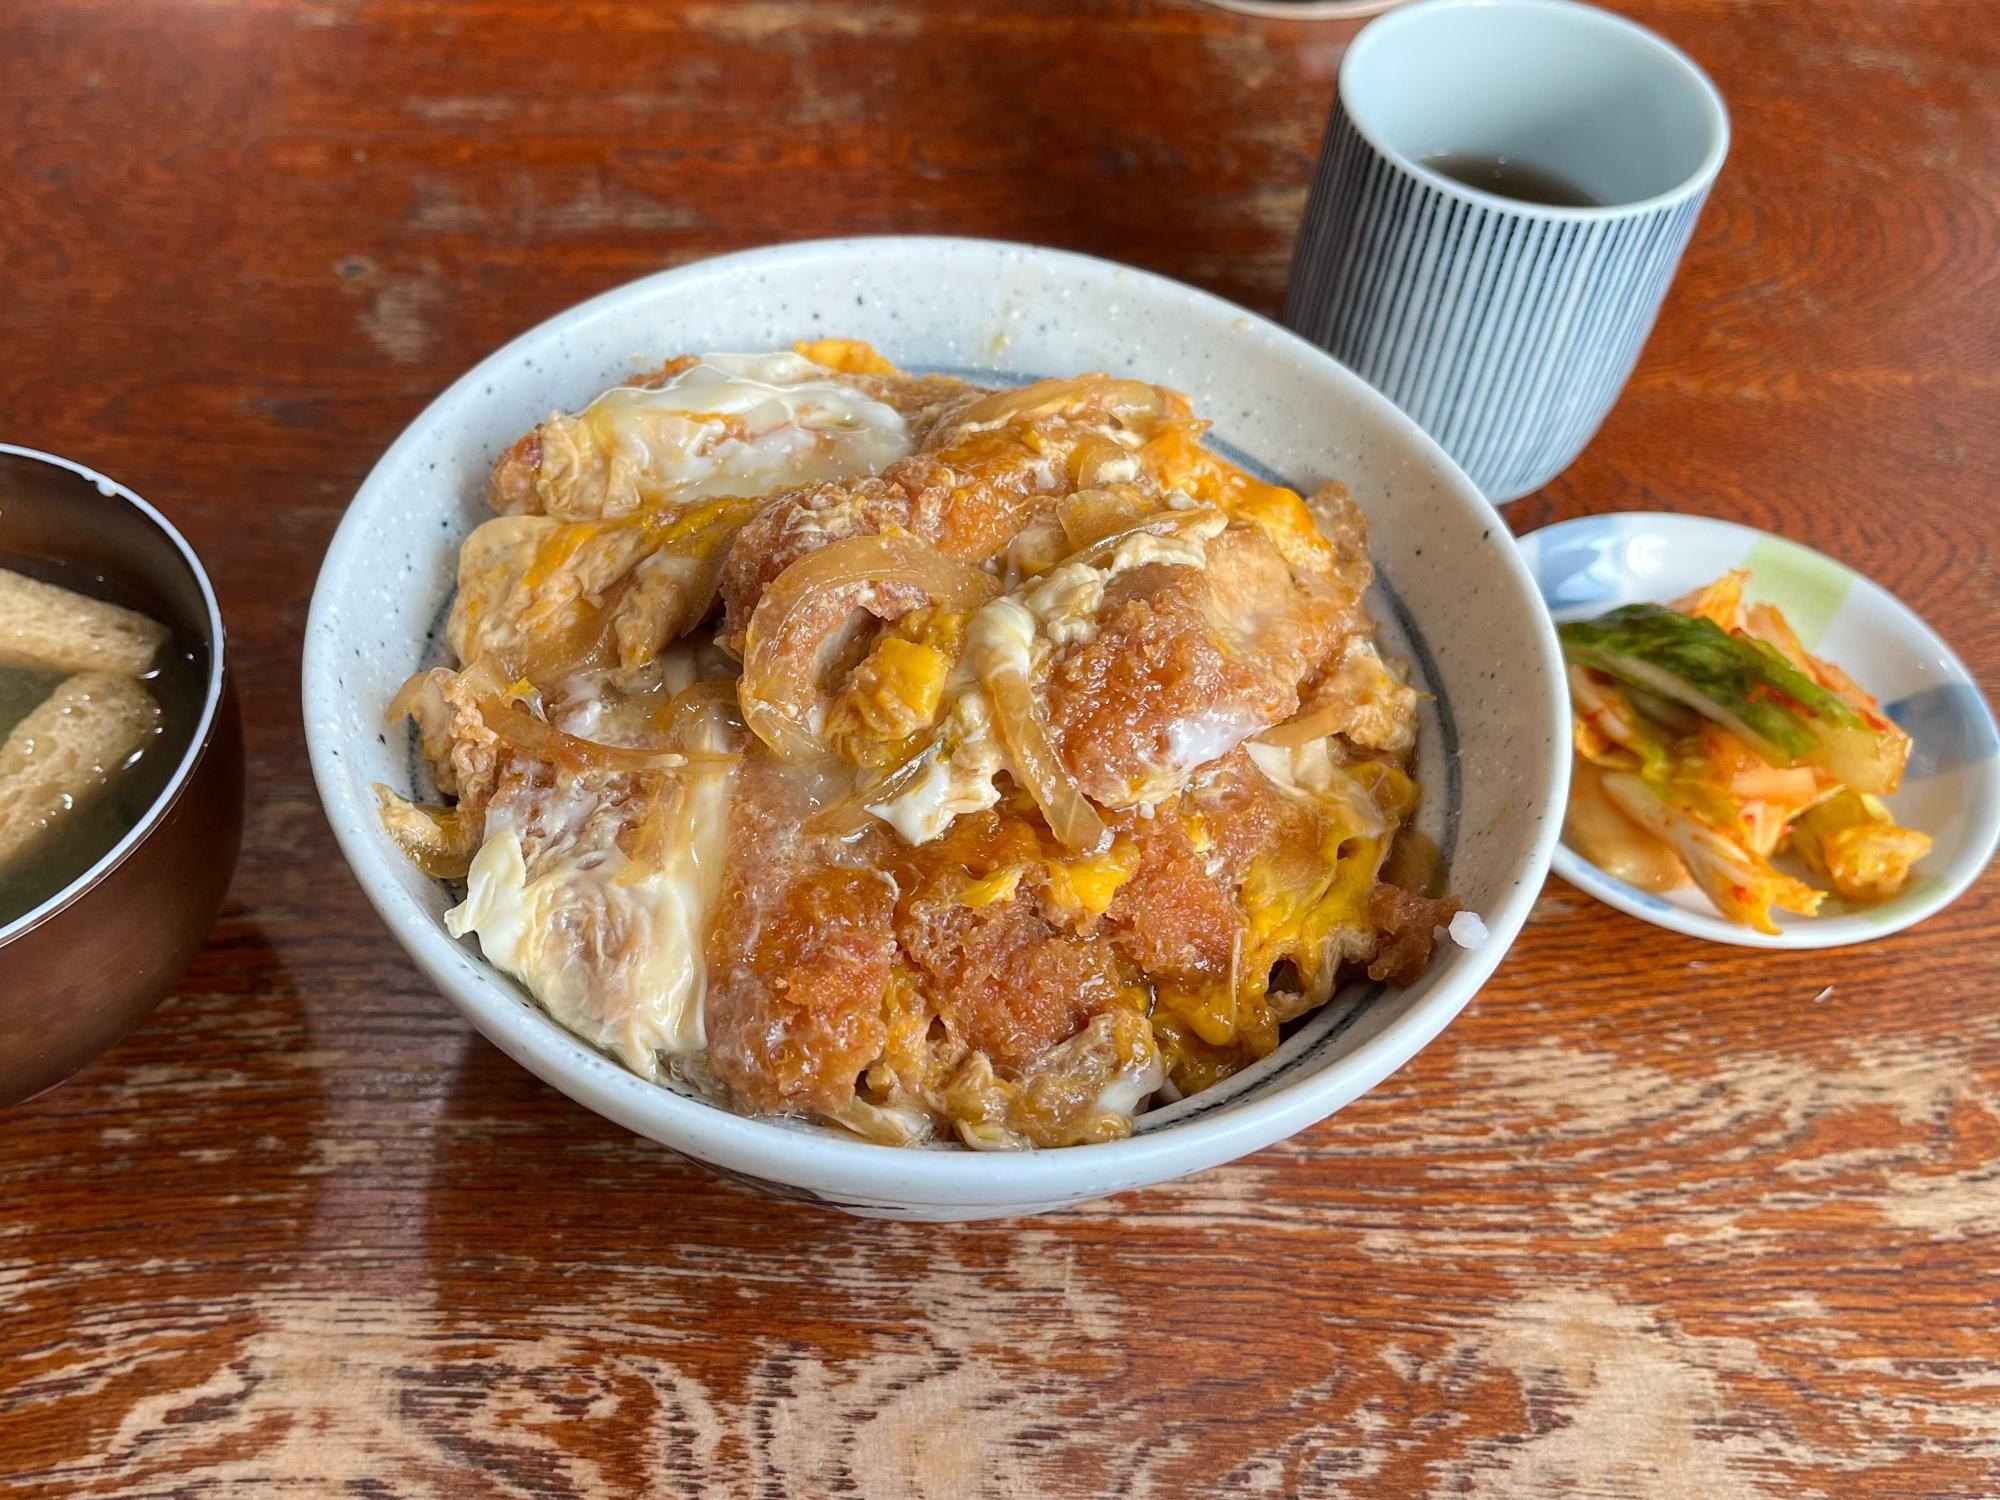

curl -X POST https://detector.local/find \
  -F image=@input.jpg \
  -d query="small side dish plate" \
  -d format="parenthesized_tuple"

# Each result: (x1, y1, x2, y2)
(1519, 511, 1999, 948)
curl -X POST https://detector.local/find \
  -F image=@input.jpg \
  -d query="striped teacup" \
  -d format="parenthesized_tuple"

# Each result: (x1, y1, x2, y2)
(1284, 0, 1728, 502)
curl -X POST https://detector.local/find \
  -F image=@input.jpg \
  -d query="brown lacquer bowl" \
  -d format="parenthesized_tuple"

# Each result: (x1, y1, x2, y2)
(0, 445, 244, 1106)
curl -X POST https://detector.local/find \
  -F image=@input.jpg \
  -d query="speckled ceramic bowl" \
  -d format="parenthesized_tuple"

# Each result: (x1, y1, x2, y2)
(303, 237, 1566, 1219)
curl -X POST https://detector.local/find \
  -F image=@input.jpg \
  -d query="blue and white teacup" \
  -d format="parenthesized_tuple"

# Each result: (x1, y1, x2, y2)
(1284, 0, 1729, 502)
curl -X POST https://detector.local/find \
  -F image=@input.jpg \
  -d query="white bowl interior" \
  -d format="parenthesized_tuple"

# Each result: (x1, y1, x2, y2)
(1523, 511, 2000, 950)
(305, 238, 1566, 1215)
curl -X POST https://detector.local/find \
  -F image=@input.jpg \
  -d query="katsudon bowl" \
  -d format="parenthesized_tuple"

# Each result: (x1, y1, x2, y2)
(304, 237, 1565, 1219)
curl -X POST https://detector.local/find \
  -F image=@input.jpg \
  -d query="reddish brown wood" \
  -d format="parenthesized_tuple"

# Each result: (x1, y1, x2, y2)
(2, 1, 1996, 1493)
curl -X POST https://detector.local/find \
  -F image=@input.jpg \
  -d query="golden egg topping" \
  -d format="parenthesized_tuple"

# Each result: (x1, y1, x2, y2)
(379, 341, 1457, 1149)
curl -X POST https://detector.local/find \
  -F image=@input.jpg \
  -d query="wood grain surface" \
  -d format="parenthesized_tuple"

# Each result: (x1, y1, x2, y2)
(3, 1, 1997, 1494)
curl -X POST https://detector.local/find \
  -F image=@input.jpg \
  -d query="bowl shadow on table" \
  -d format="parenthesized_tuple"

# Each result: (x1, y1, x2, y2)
(415, 1008, 1371, 1257)
(405, 1031, 1453, 1479)
(413, 1035, 1308, 1350)
(415, 1040, 1070, 1366)
(422, 1031, 898, 1252)
(416, 1017, 1303, 1258)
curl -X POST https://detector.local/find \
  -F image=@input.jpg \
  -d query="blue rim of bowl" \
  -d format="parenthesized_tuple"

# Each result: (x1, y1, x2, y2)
(303, 236, 1567, 1204)
(0, 445, 229, 946)
(1521, 510, 2000, 950)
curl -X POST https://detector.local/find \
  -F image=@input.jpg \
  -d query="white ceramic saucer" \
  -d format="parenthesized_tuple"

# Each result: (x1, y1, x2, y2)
(1517, 511, 1999, 949)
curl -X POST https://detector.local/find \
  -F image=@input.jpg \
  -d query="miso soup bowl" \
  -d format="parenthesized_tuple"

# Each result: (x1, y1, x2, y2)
(306, 237, 1567, 1220)
(0, 445, 244, 1107)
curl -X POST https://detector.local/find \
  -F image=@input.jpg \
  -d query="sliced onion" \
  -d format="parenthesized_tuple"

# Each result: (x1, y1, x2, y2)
(1067, 435, 1133, 490)
(384, 669, 434, 728)
(1054, 505, 1225, 574)
(373, 783, 480, 879)
(970, 606, 1106, 853)
(502, 498, 761, 684)
(521, 613, 620, 683)
(949, 376, 1165, 433)
(458, 653, 527, 702)
(659, 677, 748, 753)
(478, 696, 686, 776)
(803, 728, 941, 838)
(740, 532, 999, 763)
(1257, 705, 1347, 750)
(386, 657, 527, 731)
(1055, 487, 1157, 551)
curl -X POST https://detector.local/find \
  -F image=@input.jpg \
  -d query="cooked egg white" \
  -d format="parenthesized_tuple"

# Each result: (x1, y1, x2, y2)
(871, 519, 1229, 843)
(1096, 1043, 1167, 1120)
(443, 352, 913, 1076)
(446, 725, 736, 1079)
(578, 352, 911, 504)
(1246, 736, 1394, 839)
(868, 689, 1007, 845)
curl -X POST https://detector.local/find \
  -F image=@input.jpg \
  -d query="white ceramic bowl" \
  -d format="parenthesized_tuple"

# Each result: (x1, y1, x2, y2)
(304, 237, 1567, 1219)
(1519, 511, 2000, 949)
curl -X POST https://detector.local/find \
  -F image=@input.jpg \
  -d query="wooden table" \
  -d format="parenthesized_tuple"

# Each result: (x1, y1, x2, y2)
(4, 1, 1995, 1494)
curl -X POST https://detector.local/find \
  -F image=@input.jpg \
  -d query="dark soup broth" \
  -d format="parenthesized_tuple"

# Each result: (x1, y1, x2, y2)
(0, 554, 206, 927)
